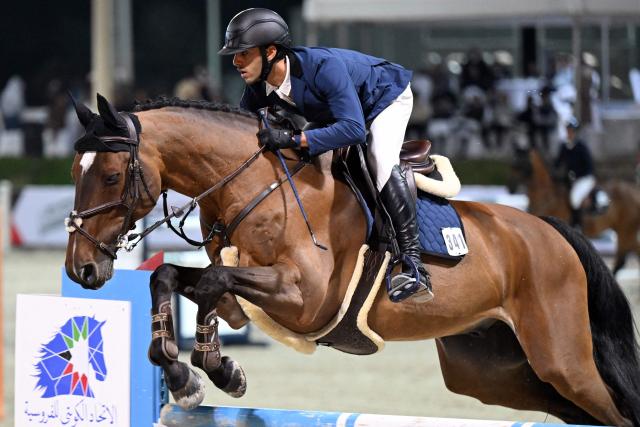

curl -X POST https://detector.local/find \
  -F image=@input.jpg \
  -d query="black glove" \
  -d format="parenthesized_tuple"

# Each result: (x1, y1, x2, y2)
(257, 128, 299, 151)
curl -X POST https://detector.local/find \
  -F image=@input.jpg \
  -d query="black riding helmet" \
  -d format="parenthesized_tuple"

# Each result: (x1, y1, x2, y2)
(218, 8, 291, 81)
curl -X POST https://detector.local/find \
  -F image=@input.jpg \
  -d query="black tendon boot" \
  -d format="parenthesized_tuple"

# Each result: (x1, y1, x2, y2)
(380, 165, 434, 303)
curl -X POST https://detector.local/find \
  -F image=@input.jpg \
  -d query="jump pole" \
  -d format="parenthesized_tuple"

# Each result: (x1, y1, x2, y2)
(158, 404, 602, 427)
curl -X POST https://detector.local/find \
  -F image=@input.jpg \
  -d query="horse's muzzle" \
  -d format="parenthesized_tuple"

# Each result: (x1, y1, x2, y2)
(66, 260, 113, 290)
(78, 262, 102, 289)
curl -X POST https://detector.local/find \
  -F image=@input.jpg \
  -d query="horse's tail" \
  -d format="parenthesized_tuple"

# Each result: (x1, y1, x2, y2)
(542, 216, 640, 424)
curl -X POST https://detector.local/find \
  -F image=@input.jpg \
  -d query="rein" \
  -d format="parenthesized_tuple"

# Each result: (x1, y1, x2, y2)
(67, 110, 310, 259)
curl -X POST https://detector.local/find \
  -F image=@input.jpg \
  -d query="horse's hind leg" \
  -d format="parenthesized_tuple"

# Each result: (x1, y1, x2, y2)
(148, 263, 207, 410)
(612, 250, 628, 276)
(514, 273, 630, 426)
(436, 321, 599, 424)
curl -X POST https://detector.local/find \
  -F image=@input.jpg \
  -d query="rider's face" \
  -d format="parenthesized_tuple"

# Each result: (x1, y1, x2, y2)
(233, 48, 262, 84)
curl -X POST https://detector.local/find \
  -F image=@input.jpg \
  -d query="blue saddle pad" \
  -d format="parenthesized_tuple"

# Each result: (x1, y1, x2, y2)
(416, 191, 467, 260)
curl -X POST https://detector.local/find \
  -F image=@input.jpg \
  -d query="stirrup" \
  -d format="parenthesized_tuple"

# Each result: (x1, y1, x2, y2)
(385, 255, 434, 303)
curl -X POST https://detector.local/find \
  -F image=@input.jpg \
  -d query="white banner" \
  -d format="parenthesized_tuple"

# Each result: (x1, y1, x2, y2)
(12, 186, 201, 250)
(15, 295, 131, 427)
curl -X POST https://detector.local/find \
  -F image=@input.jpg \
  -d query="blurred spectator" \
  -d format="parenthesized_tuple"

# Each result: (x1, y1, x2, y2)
(484, 89, 513, 151)
(42, 79, 79, 157)
(174, 65, 222, 102)
(0, 75, 26, 156)
(406, 68, 432, 139)
(533, 86, 558, 152)
(460, 48, 495, 92)
(579, 53, 601, 132)
(457, 86, 486, 157)
(1, 75, 26, 130)
(552, 53, 574, 89)
(461, 86, 486, 122)
(492, 58, 513, 81)
(517, 95, 537, 149)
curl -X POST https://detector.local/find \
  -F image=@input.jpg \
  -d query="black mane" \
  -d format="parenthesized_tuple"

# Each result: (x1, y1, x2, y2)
(132, 96, 256, 119)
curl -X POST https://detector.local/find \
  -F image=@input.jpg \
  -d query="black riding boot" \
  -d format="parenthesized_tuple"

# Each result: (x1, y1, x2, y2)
(570, 208, 583, 230)
(380, 165, 434, 303)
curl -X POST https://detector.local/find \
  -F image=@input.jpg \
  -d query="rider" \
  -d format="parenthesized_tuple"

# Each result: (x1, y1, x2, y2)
(219, 8, 433, 303)
(553, 116, 596, 228)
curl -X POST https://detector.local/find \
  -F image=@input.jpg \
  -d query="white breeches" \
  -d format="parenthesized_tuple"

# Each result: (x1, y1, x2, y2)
(367, 84, 413, 191)
(570, 175, 596, 209)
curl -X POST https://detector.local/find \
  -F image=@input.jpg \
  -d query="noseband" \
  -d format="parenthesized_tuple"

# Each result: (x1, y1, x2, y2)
(65, 114, 154, 259)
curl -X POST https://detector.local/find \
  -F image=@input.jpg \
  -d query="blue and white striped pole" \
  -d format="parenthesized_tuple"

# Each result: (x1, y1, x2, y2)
(158, 404, 602, 427)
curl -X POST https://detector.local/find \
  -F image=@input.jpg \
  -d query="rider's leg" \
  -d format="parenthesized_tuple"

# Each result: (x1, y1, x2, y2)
(570, 175, 595, 230)
(367, 83, 433, 303)
(570, 207, 583, 230)
(380, 165, 433, 302)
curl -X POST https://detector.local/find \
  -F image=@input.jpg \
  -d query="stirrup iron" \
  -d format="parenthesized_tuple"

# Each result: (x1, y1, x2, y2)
(385, 254, 433, 303)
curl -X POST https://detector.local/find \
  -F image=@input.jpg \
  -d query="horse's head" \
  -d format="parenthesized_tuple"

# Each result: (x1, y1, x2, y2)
(65, 94, 160, 289)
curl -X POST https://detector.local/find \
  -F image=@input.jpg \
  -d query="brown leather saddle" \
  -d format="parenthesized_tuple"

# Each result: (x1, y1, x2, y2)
(400, 139, 435, 175)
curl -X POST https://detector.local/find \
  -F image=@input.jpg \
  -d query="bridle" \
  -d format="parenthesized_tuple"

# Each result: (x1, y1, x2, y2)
(65, 114, 154, 259)
(66, 109, 312, 260)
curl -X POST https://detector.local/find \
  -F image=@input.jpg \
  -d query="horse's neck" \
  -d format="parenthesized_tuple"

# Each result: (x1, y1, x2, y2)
(140, 109, 259, 211)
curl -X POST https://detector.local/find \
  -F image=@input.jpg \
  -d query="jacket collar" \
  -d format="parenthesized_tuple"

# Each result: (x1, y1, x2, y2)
(287, 50, 306, 113)
(287, 50, 303, 78)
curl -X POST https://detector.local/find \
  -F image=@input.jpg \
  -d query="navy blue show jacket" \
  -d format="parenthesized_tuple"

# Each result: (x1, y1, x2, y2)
(240, 46, 412, 156)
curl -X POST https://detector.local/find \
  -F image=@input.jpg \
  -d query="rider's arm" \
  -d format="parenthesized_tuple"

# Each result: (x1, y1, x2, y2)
(301, 57, 366, 156)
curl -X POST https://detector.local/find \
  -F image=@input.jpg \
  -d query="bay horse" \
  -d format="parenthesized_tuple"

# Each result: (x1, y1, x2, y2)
(64, 95, 640, 426)
(508, 145, 640, 275)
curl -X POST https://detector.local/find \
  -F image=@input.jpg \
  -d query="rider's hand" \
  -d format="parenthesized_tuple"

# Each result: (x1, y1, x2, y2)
(257, 128, 299, 151)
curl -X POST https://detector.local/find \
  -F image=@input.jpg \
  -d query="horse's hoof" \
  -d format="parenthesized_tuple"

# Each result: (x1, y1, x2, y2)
(208, 356, 247, 398)
(171, 367, 205, 410)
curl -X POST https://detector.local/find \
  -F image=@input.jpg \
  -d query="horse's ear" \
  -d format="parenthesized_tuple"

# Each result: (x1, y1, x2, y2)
(96, 93, 126, 129)
(68, 91, 94, 127)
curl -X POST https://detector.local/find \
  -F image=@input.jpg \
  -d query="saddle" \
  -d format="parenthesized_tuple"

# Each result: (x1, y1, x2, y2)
(400, 139, 435, 175)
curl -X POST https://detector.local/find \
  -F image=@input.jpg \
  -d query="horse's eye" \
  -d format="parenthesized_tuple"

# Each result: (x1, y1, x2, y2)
(105, 173, 121, 186)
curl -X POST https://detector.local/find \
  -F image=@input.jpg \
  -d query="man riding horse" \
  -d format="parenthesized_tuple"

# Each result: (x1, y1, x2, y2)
(219, 8, 432, 303)
(553, 117, 608, 228)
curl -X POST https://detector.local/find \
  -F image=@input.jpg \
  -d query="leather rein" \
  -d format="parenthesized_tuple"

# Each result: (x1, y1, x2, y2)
(66, 112, 308, 260)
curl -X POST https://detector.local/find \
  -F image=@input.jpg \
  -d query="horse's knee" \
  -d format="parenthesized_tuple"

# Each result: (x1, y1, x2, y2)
(150, 263, 179, 293)
(194, 266, 230, 302)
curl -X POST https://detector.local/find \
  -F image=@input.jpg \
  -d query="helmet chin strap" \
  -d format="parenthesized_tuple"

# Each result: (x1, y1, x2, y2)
(259, 47, 274, 82)
(259, 46, 285, 82)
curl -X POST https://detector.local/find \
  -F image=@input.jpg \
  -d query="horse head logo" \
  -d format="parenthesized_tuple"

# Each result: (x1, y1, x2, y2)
(34, 316, 107, 398)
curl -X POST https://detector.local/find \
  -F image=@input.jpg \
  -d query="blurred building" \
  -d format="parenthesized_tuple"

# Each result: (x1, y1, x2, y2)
(301, 0, 640, 159)
(2, 0, 640, 160)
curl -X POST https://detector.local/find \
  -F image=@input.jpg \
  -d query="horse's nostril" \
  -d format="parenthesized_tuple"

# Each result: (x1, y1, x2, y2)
(79, 264, 97, 286)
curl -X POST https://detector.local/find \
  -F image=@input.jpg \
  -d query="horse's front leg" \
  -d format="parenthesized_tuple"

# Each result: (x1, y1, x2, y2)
(190, 263, 304, 397)
(148, 263, 207, 410)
